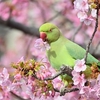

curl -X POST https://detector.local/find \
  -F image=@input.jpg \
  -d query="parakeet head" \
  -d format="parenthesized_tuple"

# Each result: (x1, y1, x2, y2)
(39, 23, 61, 44)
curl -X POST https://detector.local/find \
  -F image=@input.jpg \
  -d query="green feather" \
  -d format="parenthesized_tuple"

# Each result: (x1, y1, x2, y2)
(66, 39, 98, 65)
(47, 35, 75, 70)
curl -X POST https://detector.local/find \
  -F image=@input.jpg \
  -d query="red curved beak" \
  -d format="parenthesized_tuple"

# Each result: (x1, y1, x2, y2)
(40, 32, 47, 42)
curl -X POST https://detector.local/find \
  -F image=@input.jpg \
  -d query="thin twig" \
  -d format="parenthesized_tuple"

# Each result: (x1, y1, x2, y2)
(44, 65, 73, 80)
(24, 37, 33, 60)
(84, 4, 99, 62)
(33, 65, 73, 81)
(54, 87, 79, 96)
(46, 11, 62, 22)
(71, 23, 83, 41)
(32, 65, 78, 95)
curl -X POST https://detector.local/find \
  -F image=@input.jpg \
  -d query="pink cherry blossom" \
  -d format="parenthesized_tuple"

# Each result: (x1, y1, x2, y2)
(44, 42, 51, 50)
(72, 70, 80, 77)
(12, 0, 29, 22)
(34, 38, 46, 51)
(11, 82, 22, 95)
(36, 65, 52, 80)
(31, 38, 50, 60)
(0, 68, 9, 85)
(84, 18, 93, 25)
(74, 0, 97, 25)
(77, 11, 87, 22)
(79, 86, 89, 94)
(34, 38, 50, 51)
(17, 56, 24, 62)
(11, 78, 31, 99)
(74, 0, 89, 12)
(72, 73, 86, 86)
(0, 68, 12, 99)
(0, 2, 10, 20)
(14, 73, 22, 81)
(74, 59, 86, 72)
(21, 82, 32, 99)
(0, 93, 3, 100)
(91, 9, 97, 18)
(52, 77, 64, 90)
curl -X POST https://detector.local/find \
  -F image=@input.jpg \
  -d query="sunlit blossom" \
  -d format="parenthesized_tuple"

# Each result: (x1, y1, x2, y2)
(72, 73, 86, 86)
(74, 59, 86, 72)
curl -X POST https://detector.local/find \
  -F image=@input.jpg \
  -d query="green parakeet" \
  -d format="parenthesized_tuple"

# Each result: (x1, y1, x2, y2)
(39, 23, 100, 83)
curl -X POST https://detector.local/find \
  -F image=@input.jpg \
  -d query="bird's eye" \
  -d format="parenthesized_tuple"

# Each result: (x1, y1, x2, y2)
(49, 29, 52, 32)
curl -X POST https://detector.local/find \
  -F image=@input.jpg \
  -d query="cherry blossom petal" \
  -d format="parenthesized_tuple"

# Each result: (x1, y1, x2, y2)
(74, 59, 86, 72)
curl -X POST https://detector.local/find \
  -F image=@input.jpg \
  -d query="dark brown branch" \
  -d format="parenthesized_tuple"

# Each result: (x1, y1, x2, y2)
(0, 18, 39, 37)
(54, 87, 79, 96)
(84, 4, 99, 62)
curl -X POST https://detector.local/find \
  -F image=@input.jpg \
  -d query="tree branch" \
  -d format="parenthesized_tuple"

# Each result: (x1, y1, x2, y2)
(0, 18, 39, 37)
(84, 4, 99, 62)
(54, 87, 79, 96)
(46, 11, 62, 22)
(32, 65, 78, 96)
(33, 65, 73, 81)
(45, 65, 73, 80)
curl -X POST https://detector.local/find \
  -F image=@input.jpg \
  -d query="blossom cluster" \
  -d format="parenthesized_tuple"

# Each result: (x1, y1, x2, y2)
(72, 59, 100, 99)
(0, 59, 55, 100)
(11, 58, 64, 100)
(0, 0, 29, 22)
(74, 0, 97, 25)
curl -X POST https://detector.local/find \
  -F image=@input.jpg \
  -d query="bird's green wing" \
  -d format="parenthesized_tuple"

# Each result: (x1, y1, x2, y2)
(65, 39, 98, 65)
